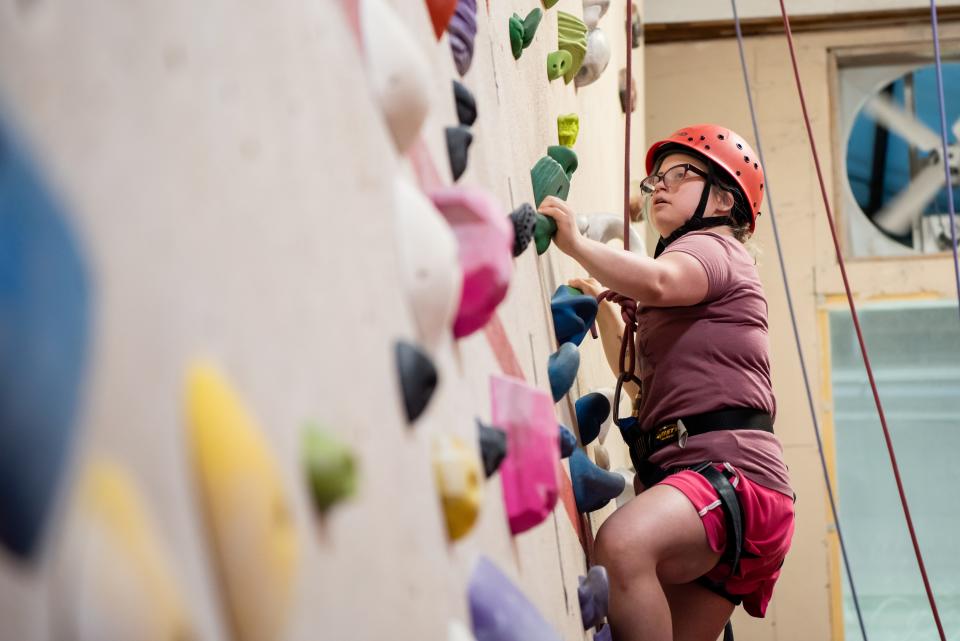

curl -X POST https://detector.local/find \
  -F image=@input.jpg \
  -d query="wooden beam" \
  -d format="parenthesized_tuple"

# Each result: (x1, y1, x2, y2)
(644, 7, 960, 45)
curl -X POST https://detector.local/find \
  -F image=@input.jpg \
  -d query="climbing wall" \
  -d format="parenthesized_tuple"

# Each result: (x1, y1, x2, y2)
(0, 1, 642, 639)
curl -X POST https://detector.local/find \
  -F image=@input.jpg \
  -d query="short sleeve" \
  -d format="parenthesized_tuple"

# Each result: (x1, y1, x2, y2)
(662, 232, 734, 302)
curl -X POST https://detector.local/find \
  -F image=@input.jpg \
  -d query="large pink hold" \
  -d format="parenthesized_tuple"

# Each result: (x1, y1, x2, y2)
(430, 187, 513, 338)
(490, 375, 560, 535)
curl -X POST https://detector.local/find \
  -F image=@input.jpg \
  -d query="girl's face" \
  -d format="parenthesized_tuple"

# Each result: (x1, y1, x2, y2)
(647, 153, 729, 237)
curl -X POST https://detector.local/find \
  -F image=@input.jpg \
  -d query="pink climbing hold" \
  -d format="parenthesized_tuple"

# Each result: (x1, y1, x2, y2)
(430, 188, 514, 338)
(490, 375, 560, 535)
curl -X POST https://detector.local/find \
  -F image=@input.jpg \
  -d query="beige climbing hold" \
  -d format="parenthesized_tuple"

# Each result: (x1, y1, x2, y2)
(185, 362, 299, 641)
(433, 434, 483, 541)
(592, 444, 610, 470)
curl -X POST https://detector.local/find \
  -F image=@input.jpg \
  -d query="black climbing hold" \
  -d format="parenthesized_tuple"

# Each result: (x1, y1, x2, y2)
(575, 392, 610, 446)
(395, 340, 438, 424)
(453, 80, 477, 127)
(446, 125, 473, 182)
(478, 420, 508, 477)
(559, 425, 577, 458)
(569, 449, 624, 512)
(509, 203, 537, 257)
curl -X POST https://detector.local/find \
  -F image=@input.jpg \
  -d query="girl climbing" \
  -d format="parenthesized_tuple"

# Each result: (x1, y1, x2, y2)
(538, 124, 795, 641)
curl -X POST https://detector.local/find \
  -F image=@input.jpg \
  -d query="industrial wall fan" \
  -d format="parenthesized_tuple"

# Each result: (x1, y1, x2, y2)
(838, 59, 960, 256)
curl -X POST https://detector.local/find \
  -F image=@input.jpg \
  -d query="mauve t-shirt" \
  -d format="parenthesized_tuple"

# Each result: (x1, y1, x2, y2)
(636, 231, 793, 497)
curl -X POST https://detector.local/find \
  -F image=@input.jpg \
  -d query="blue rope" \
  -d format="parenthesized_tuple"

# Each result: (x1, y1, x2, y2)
(729, 2, 870, 639)
(928, 0, 960, 322)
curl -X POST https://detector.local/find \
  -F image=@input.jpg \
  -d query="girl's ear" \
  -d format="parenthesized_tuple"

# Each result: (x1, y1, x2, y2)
(713, 188, 736, 214)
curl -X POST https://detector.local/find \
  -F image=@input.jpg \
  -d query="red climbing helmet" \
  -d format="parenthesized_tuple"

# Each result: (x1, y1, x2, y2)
(645, 124, 765, 232)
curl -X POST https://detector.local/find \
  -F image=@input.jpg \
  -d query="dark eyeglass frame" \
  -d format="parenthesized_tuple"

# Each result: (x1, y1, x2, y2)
(639, 163, 709, 195)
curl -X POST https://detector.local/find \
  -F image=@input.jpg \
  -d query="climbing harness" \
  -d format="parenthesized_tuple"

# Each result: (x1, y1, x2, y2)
(776, 1, 947, 637)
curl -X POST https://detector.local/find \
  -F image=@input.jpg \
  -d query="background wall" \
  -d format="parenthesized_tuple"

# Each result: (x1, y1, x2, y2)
(0, 1, 642, 640)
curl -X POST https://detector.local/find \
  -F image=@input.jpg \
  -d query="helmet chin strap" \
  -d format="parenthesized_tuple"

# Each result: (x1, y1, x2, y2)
(653, 165, 733, 258)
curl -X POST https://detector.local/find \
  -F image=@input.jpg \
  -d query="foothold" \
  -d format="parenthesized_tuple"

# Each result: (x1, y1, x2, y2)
(0, 121, 91, 560)
(548, 342, 580, 402)
(575, 392, 611, 445)
(394, 178, 462, 349)
(446, 125, 474, 182)
(558, 425, 577, 458)
(425, 0, 458, 39)
(521, 8, 543, 47)
(569, 449, 625, 512)
(594, 624, 613, 641)
(619, 68, 637, 113)
(578, 565, 610, 630)
(395, 340, 439, 423)
(448, 0, 478, 76)
(469, 556, 564, 641)
(491, 375, 560, 535)
(542, 0, 561, 8)
(430, 187, 514, 337)
(534, 213, 558, 255)
(546, 50, 572, 81)
(56, 460, 195, 641)
(303, 424, 357, 515)
(477, 420, 508, 478)
(509, 14, 525, 60)
(574, 28, 611, 88)
(557, 11, 588, 83)
(613, 468, 636, 507)
(557, 113, 579, 147)
(593, 444, 610, 470)
(530, 156, 570, 207)
(185, 363, 299, 641)
(551, 285, 598, 347)
(453, 80, 477, 126)
(631, 2, 642, 48)
(582, 0, 610, 28)
(361, 0, 432, 153)
(508, 203, 537, 257)
(576, 213, 646, 255)
(546, 145, 578, 179)
(433, 434, 483, 541)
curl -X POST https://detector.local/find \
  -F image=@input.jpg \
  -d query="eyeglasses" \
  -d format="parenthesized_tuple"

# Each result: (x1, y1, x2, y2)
(639, 163, 708, 195)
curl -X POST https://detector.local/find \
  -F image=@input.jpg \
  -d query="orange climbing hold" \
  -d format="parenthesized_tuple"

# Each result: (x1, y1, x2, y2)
(425, 0, 457, 39)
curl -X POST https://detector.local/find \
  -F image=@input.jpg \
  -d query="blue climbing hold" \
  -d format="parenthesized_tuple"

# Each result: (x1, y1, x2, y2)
(569, 449, 624, 513)
(469, 555, 563, 641)
(575, 392, 611, 446)
(550, 285, 597, 346)
(0, 117, 92, 560)
(547, 342, 579, 402)
(578, 565, 610, 630)
(558, 425, 577, 458)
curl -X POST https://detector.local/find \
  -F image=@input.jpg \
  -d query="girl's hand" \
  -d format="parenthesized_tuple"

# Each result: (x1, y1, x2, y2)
(568, 276, 605, 298)
(538, 196, 584, 257)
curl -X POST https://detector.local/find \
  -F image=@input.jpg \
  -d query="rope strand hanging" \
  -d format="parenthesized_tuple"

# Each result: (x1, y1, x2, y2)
(728, 2, 869, 639)
(777, 2, 947, 638)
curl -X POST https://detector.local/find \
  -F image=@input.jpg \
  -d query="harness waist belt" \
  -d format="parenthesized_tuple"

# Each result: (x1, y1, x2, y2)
(642, 408, 773, 458)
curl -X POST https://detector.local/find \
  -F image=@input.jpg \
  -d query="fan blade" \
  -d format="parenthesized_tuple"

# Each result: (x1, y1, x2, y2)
(864, 94, 941, 152)
(873, 162, 946, 235)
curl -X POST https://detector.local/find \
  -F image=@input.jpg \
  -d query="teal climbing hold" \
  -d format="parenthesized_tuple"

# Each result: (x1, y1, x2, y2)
(521, 8, 542, 47)
(509, 15, 524, 59)
(558, 425, 577, 458)
(569, 449, 625, 512)
(530, 156, 569, 207)
(551, 285, 598, 346)
(575, 392, 611, 445)
(557, 11, 588, 83)
(547, 342, 579, 402)
(534, 213, 557, 255)
(546, 145, 578, 179)
(546, 50, 572, 81)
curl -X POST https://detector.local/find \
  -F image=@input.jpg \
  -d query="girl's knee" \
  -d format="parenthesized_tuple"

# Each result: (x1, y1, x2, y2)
(594, 517, 657, 583)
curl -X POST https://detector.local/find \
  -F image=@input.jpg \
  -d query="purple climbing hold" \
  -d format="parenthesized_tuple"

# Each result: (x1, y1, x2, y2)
(469, 556, 564, 641)
(578, 565, 610, 630)
(448, 0, 478, 77)
(569, 449, 624, 513)
(395, 340, 438, 423)
(594, 624, 612, 641)
(558, 425, 577, 458)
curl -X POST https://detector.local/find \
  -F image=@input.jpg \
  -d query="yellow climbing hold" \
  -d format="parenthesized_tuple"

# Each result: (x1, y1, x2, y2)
(433, 434, 483, 541)
(185, 362, 299, 641)
(558, 113, 579, 147)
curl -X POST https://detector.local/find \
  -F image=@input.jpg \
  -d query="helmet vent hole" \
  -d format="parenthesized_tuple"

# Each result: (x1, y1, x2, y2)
(760, 183, 764, 189)
(705, 145, 711, 150)
(718, 134, 725, 140)
(736, 170, 741, 176)
(736, 143, 743, 149)
(687, 137, 694, 141)
(744, 155, 749, 162)
(700, 135, 705, 140)
(754, 163, 759, 169)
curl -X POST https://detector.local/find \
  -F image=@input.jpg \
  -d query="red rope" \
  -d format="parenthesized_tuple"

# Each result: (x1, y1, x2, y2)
(777, 3, 946, 638)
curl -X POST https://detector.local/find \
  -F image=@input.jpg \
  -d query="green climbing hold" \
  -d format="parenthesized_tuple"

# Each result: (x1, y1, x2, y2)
(547, 145, 578, 179)
(303, 423, 357, 514)
(521, 8, 542, 47)
(534, 213, 558, 255)
(509, 15, 524, 59)
(558, 113, 579, 147)
(547, 50, 572, 81)
(542, 0, 560, 8)
(557, 11, 588, 84)
(530, 156, 570, 207)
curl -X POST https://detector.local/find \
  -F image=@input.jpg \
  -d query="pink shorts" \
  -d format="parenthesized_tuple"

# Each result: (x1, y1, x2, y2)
(659, 464, 795, 617)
